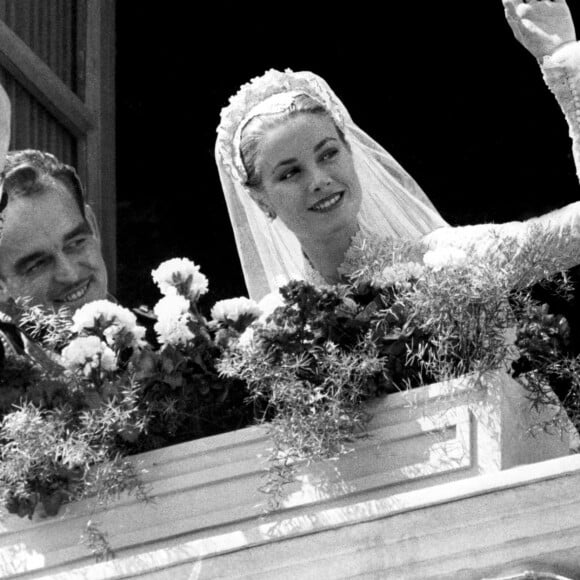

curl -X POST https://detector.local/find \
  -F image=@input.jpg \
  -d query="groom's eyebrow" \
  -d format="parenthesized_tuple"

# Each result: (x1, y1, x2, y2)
(273, 137, 339, 171)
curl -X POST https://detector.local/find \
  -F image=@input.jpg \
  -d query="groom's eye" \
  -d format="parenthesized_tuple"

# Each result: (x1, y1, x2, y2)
(25, 258, 48, 275)
(65, 235, 89, 252)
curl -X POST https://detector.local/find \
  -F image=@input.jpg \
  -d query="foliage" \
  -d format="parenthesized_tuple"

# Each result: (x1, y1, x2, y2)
(511, 281, 580, 438)
(0, 302, 148, 521)
(219, 227, 580, 506)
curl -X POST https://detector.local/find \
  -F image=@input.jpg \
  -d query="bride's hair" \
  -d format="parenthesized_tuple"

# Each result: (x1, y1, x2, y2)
(239, 94, 348, 190)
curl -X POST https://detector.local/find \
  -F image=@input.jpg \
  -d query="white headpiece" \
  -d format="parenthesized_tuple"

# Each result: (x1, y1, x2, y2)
(215, 69, 448, 300)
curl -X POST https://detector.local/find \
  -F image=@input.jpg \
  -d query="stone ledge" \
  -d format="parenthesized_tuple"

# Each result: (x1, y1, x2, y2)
(0, 371, 572, 578)
(35, 455, 580, 580)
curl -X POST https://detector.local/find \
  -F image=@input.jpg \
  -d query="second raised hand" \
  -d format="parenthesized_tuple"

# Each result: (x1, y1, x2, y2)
(503, 0, 576, 59)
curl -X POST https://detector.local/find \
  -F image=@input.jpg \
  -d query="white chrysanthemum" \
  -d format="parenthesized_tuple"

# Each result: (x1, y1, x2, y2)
(423, 248, 468, 271)
(71, 300, 146, 349)
(151, 258, 209, 300)
(211, 297, 262, 324)
(237, 326, 255, 350)
(61, 336, 117, 376)
(153, 294, 195, 346)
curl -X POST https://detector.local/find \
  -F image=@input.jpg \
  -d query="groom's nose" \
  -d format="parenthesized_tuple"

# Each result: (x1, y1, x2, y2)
(53, 254, 79, 284)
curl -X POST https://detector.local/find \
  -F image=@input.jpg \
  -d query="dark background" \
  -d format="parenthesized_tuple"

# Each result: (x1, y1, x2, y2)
(115, 3, 580, 309)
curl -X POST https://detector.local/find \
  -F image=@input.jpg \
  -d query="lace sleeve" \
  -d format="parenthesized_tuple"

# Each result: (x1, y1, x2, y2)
(422, 201, 580, 278)
(541, 41, 580, 184)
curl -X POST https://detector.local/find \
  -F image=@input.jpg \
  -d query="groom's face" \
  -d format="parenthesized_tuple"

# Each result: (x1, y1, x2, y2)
(0, 179, 108, 312)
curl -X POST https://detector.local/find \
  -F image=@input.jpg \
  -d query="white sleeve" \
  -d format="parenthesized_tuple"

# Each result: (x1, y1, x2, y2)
(422, 201, 580, 276)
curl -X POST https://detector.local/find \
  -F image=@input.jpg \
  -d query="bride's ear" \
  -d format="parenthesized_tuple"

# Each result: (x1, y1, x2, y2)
(248, 188, 275, 219)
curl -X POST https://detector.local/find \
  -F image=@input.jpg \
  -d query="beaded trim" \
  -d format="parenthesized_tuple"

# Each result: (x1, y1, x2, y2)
(216, 69, 347, 185)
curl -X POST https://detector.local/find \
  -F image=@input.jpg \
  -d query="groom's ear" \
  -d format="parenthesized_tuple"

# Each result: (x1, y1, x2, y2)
(0, 84, 10, 175)
(84, 204, 102, 245)
(0, 277, 11, 304)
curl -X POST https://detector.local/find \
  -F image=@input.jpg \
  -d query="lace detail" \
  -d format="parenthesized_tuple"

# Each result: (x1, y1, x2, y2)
(304, 229, 426, 287)
(216, 69, 347, 185)
(303, 259, 327, 288)
(424, 209, 580, 283)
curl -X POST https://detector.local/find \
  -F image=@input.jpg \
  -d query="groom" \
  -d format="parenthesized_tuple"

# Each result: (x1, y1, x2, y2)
(0, 81, 107, 314)
(0, 149, 108, 313)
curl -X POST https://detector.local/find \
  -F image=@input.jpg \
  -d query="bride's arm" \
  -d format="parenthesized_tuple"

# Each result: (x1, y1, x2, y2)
(422, 202, 580, 274)
(421, 2, 580, 272)
(504, 0, 580, 180)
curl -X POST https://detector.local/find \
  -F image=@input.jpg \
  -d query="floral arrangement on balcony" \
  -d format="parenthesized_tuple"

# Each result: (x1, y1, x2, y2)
(0, 258, 259, 531)
(0, 226, 577, 543)
(218, 228, 579, 505)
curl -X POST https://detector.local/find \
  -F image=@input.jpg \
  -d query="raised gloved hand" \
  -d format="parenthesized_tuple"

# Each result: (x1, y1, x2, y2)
(503, 0, 576, 59)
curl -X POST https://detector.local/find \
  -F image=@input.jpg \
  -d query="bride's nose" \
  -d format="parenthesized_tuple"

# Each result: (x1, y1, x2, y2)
(309, 168, 332, 192)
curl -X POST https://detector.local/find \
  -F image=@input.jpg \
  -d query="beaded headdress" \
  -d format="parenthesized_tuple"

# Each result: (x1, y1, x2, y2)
(216, 69, 348, 185)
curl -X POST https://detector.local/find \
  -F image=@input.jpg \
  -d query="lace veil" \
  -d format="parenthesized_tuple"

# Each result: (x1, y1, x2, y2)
(215, 69, 448, 300)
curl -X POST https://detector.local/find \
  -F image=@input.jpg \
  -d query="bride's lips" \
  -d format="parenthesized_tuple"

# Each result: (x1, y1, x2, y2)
(308, 191, 345, 212)
(53, 278, 92, 305)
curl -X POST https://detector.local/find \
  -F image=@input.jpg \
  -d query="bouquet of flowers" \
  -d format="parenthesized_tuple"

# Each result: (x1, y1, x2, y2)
(0, 258, 260, 524)
(135, 258, 260, 448)
(0, 298, 149, 520)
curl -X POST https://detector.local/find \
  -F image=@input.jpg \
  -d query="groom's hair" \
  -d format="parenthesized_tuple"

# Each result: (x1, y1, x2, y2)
(0, 149, 86, 218)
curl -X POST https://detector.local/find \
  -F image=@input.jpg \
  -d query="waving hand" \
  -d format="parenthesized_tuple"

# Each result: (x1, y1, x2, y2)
(503, 0, 576, 59)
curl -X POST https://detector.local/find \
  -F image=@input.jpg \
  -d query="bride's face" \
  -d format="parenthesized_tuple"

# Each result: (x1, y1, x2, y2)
(255, 114, 362, 244)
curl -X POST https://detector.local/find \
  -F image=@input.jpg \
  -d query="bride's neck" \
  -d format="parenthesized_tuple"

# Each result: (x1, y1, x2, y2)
(301, 222, 360, 284)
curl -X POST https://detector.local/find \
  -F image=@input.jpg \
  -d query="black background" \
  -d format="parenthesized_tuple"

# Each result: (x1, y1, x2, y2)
(115, 2, 580, 309)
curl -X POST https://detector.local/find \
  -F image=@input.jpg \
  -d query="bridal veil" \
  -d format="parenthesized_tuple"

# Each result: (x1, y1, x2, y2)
(215, 69, 448, 300)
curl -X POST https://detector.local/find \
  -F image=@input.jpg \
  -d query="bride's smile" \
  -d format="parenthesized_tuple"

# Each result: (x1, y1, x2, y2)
(308, 190, 345, 212)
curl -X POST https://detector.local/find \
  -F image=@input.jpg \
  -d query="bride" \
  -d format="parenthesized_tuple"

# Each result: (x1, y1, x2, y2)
(216, 0, 580, 300)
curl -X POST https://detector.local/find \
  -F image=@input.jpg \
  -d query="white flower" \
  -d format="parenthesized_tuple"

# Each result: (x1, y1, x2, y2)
(423, 248, 468, 271)
(71, 300, 146, 349)
(153, 294, 195, 346)
(61, 336, 117, 377)
(237, 326, 255, 350)
(211, 297, 262, 326)
(151, 258, 209, 300)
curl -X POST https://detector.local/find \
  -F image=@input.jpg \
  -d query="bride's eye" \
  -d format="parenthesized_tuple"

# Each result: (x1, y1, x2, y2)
(280, 167, 298, 181)
(320, 148, 339, 162)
